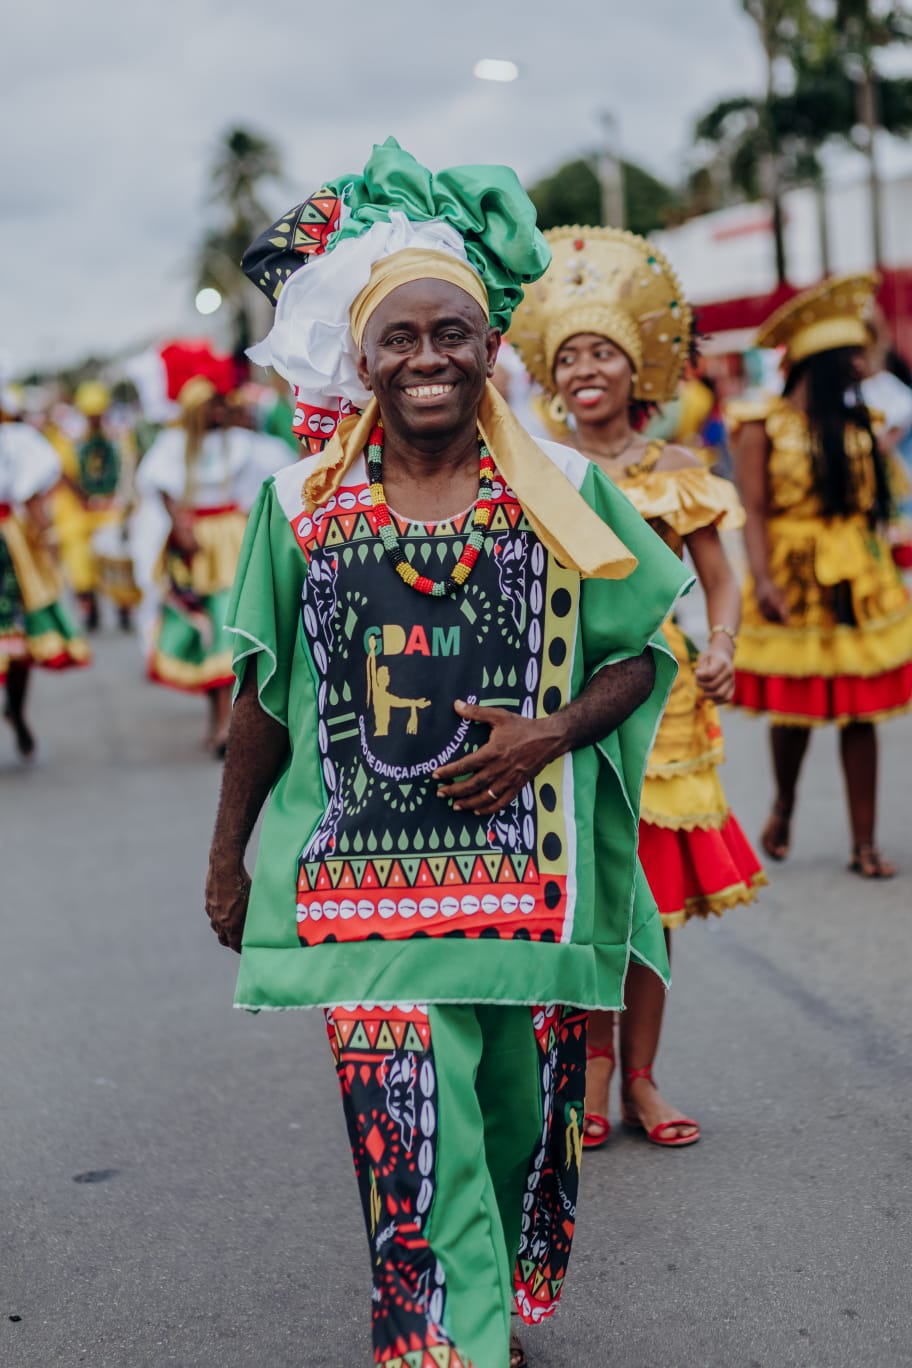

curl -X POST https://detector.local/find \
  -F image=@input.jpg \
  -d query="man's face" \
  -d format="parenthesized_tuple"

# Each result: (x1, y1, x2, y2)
(357, 279, 500, 440)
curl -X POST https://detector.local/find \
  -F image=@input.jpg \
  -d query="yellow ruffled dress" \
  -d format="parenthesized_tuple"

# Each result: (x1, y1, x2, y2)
(0, 422, 90, 681)
(728, 396, 912, 725)
(54, 435, 122, 597)
(614, 444, 765, 927)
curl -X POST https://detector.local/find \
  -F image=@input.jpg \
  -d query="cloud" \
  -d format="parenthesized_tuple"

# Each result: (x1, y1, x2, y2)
(2, 0, 764, 372)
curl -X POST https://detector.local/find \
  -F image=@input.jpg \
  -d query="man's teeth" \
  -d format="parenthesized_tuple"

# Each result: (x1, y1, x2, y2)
(574, 388, 604, 401)
(404, 384, 454, 398)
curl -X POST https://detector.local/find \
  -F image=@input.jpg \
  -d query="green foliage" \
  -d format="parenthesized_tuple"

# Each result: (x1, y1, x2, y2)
(208, 128, 282, 224)
(691, 0, 912, 212)
(527, 157, 681, 235)
(528, 159, 600, 230)
(196, 126, 284, 354)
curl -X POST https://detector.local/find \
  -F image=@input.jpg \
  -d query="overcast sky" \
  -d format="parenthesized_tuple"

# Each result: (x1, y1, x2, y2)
(3, 0, 771, 373)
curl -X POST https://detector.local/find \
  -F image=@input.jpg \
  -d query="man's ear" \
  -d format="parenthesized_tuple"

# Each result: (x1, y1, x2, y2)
(356, 347, 373, 392)
(485, 328, 502, 377)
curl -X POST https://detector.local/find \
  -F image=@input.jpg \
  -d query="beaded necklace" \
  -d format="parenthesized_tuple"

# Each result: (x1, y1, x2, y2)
(367, 422, 494, 597)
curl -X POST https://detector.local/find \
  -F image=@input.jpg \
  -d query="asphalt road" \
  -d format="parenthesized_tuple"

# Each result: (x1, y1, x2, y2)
(2, 630, 911, 1368)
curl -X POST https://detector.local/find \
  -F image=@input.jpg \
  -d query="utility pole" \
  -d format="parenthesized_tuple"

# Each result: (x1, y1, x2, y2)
(814, 174, 832, 277)
(855, 62, 884, 269)
(596, 111, 625, 228)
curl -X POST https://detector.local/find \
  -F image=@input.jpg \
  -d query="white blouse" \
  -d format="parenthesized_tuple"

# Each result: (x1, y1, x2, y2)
(0, 422, 62, 505)
(136, 427, 293, 511)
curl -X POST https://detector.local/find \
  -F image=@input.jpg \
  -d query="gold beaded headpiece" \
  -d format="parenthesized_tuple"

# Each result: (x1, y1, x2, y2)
(755, 273, 879, 367)
(507, 226, 692, 404)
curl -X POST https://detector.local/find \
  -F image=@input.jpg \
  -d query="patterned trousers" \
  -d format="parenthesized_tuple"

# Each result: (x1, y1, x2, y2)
(325, 1002, 587, 1368)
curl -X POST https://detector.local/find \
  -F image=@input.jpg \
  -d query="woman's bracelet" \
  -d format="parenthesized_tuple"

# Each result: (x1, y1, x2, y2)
(709, 623, 738, 647)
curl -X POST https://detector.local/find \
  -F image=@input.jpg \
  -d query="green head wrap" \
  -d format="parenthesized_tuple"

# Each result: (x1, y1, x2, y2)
(243, 137, 550, 333)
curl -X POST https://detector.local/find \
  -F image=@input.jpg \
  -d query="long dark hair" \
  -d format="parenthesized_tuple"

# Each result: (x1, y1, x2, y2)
(783, 346, 892, 524)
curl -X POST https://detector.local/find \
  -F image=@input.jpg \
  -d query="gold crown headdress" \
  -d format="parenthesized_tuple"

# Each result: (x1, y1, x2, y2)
(755, 273, 879, 367)
(507, 226, 692, 404)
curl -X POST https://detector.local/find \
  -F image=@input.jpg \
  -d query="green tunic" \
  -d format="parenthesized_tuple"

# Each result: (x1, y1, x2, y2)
(228, 439, 690, 1011)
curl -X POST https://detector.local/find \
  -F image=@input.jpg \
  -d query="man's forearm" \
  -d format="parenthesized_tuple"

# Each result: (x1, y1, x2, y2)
(548, 648, 656, 755)
(209, 671, 290, 864)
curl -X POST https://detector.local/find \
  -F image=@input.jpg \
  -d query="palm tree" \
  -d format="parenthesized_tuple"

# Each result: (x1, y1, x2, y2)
(196, 127, 284, 356)
(691, 1, 912, 277)
(209, 128, 282, 228)
(740, 0, 811, 283)
(829, 1, 912, 265)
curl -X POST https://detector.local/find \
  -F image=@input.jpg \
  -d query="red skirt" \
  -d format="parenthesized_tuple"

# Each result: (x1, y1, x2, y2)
(638, 813, 766, 928)
(734, 663, 912, 726)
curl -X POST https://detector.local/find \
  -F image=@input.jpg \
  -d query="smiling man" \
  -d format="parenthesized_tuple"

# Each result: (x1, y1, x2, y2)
(205, 140, 690, 1368)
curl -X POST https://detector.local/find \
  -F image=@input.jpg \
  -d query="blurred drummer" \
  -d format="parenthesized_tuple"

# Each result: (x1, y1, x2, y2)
(54, 382, 126, 630)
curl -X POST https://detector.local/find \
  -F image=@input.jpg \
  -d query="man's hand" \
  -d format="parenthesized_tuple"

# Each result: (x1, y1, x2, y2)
(432, 651, 656, 815)
(205, 857, 251, 953)
(433, 700, 564, 815)
(204, 668, 290, 956)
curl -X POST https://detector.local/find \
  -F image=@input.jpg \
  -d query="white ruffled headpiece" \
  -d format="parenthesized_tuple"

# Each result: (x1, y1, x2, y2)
(247, 211, 476, 438)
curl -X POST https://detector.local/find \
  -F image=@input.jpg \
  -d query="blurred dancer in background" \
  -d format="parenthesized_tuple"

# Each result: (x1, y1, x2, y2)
(136, 376, 291, 755)
(0, 387, 89, 758)
(729, 275, 912, 876)
(510, 226, 764, 1150)
(54, 381, 123, 631)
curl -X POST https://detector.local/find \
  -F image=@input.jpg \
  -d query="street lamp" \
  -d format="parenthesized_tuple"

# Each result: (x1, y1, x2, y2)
(474, 58, 520, 83)
(195, 288, 222, 316)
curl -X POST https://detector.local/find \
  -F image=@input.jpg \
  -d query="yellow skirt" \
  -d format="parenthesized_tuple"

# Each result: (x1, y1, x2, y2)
(0, 512, 90, 678)
(147, 507, 246, 693)
(54, 489, 121, 595)
(735, 512, 912, 724)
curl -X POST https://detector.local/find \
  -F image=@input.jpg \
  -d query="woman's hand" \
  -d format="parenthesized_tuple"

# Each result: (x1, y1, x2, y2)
(163, 495, 200, 556)
(754, 575, 789, 624)
(170, 508, 200, 557)
(695, 642, 735, 703)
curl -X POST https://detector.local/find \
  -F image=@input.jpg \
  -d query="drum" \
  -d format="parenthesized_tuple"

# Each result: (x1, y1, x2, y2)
(92, 520, 142, 607)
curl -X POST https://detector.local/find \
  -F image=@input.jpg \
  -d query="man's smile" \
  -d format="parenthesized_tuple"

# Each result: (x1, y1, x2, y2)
(402, 383, 456, 400)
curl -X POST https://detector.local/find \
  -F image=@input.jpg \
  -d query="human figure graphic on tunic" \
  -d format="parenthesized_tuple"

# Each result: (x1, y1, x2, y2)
(366, 635, 430, 736)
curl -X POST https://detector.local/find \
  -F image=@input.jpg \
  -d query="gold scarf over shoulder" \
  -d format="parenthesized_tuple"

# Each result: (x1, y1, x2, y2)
(303, 382, 637, 580)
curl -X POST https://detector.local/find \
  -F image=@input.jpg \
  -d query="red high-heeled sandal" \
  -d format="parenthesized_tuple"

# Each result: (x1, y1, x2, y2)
(583, 1042, 615, 1149)
(621, 1065, 700, 1147)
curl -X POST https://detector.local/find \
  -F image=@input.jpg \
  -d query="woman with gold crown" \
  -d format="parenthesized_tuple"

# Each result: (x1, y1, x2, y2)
(136, 373, 292, 755)
(728, 275, 912, 876)
(509, 227, 765, 1150)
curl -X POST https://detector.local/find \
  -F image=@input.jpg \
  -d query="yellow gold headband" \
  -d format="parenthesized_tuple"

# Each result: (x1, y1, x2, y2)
(350, 249, 490, 347)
